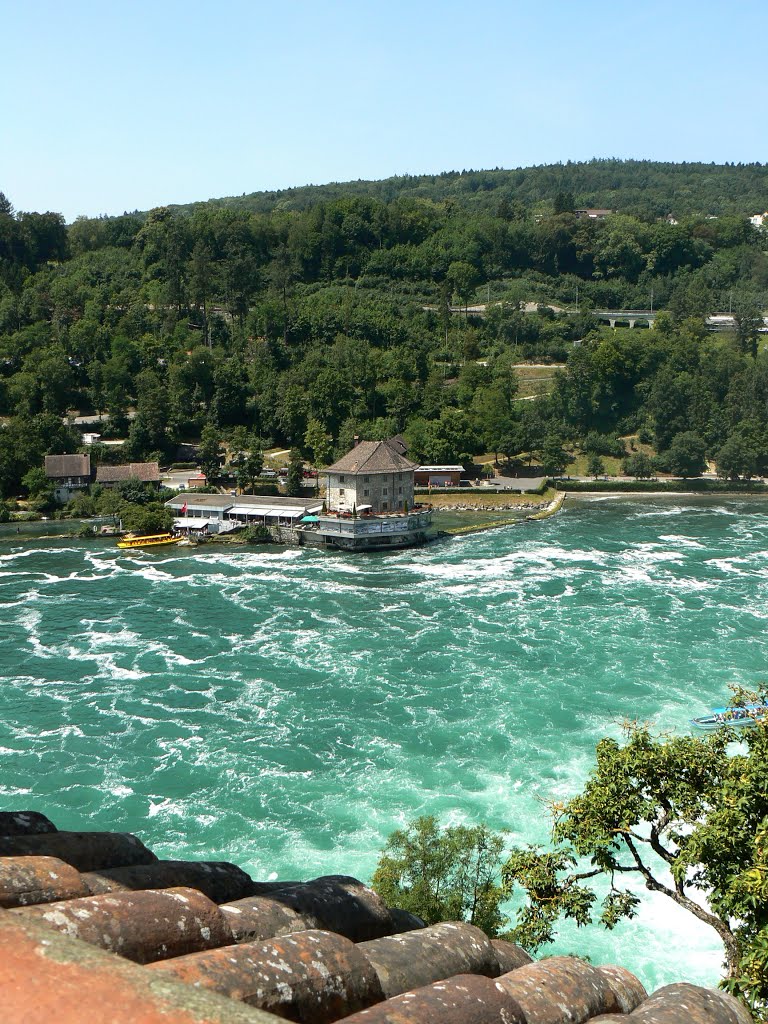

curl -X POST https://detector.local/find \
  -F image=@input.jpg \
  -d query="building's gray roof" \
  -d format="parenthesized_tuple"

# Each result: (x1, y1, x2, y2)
(95, 462, 161, 484)
(0, 809, 753, 1024)
(326, 441, 417, 476)
(44, 454, 91, 479)
(165, 494, 322, 513)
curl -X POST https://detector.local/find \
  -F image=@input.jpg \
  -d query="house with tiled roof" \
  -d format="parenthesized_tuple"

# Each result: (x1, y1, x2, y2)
(325, 440, 417, 514)
(0, 809, 753, 1023)
(95, 462, 161, 488)
(43, 453, 92, 502)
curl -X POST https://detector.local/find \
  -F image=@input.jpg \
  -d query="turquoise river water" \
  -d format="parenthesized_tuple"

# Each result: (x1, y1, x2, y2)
(2, 495, 767, 991)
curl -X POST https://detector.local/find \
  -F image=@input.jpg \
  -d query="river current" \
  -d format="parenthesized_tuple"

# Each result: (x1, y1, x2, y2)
(2, 496, 767, 990)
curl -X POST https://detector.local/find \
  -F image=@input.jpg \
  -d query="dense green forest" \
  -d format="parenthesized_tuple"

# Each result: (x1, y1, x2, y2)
(1, 159, 768, 500)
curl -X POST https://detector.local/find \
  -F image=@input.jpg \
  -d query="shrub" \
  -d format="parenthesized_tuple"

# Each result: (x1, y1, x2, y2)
(244, 524, 271, 543)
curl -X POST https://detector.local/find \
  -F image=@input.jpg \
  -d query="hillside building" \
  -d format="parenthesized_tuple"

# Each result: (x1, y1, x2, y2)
(574, 208, 613, 220)
(164, 438, 435, 552)
(324, 439, 416, 514)
(95, 462, 161, 488)
(44, 454, 92, 503)
(414, 465, 463, 487)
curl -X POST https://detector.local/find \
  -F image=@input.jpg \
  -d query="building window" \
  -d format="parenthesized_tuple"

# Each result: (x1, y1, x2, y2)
(398, 473, 402, 480)
(339, 488, 345, 496)
(382, 502, 388, 510)
(398, 487, 402, 494)
(382, 488, 388, 495)
(364, 476, 369, 482)
(364, 489, 369, 496)
(339, 475, 345, 483)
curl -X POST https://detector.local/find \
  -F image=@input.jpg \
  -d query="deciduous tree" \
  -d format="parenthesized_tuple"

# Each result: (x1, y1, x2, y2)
(502, 711, 768, 1019)
(372, 815, 509, 938)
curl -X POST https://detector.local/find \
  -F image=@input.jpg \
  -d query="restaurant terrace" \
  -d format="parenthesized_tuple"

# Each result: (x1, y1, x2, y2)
(165, 493, 323, 534)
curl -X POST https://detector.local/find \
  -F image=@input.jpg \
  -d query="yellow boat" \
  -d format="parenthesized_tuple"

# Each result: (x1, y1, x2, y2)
(116, 532, 181, 550)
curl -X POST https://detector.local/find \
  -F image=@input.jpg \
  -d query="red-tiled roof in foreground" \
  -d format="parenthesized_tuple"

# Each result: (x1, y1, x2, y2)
(0, 810, 754, 1024)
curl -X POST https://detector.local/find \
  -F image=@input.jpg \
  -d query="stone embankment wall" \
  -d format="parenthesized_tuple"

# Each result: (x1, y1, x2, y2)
(433, 502, 545, 512)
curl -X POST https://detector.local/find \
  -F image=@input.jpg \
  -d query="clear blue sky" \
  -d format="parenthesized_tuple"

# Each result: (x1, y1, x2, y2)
(2, 0, 766, 222)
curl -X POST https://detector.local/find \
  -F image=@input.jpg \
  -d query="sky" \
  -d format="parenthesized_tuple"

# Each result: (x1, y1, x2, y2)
(2, 0, 766, 222)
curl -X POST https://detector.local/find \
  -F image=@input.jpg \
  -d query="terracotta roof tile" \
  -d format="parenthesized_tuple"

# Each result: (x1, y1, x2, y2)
(0, 830, 157, 871)
(0, 855, 88, 907)
(0, 814, 756, 1023)
(490, 938, 533, 974)
(81, 859, 256, 903)
(0, 811, 57, 835)
(339, 973, 527, 1024)
(10, 886, 234, 964)
(239, 875, 395, 942)
(221, 893, 323, 942)
(149, 928, 385, 1022)
(611, 982, 754, 1023)
(358, 921, 498, 998)
(495, 955, 637, 1024)
(0, 913, 281, 1023)
(595, 964, 649, 1014)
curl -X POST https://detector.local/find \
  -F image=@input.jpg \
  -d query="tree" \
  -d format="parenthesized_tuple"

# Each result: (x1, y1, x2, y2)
(666, 430, 707, 478)
(128, 370, 169, 458)
(372, 815, 509, 938)
(286, 447, 304, 496)
(230, 431, 265, 494)
(621, 452, 653, 479)
(197, 425, 223, 484)
(540, 434, 570, 477)
(734, 299, 764, 359)
(21, 467, 54, 510)
(587, 454, 605, 478)
(502, 712, 768, 1018)
(121, 502, 173, 536)
(714, 420, 767, 480)
(553, 191, 575, 215)
(304, 418, 334, 467)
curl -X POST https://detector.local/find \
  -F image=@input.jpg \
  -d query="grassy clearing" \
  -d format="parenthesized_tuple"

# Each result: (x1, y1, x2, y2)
(565, 454, 624, 477)
(514, 364, 561, 399)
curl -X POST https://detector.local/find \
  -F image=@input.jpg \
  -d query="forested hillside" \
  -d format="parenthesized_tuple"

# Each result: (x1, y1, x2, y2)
(1, 159, 768, 501)
(172, 159, 768, 220)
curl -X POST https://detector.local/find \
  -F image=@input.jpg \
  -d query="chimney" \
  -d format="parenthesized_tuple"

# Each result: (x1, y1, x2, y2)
(353, 435, 360, 447)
